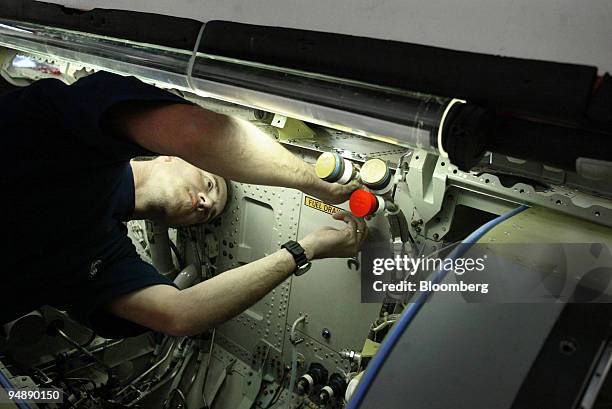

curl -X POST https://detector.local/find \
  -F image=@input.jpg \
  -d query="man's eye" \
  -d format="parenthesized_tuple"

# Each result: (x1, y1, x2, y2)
(207, 181, 213, 189)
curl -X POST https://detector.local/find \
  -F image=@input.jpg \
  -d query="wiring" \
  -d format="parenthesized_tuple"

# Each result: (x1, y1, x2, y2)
(201, 329, 216, 408)
(53, 327, 112, 379)
(184, 338, 203, 396)
(289, 315, 306, 394)
(190, 227, 204, 276)
(79, 327, 97, 349)
(170, 238, 185, 271)
(186, 22, 206, 92)
(163, 339, 197, 408)
(124, 340, 191, 407)
(120, 338, 177, 394)
(164, 387, 188, 409)
(370, 313, 400, 333)
(264, 365, 288, 409)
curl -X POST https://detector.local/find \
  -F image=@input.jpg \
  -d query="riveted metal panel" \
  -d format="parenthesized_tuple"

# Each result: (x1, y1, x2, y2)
(283, 199, 387, 372)
(209, 182, 302, 364)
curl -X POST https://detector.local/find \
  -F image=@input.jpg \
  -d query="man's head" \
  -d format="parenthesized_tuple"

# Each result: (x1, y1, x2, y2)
(134, 156, 228, 227)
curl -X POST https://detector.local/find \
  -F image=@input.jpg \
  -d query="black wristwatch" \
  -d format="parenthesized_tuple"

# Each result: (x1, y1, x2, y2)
(282, 240, 312, 276)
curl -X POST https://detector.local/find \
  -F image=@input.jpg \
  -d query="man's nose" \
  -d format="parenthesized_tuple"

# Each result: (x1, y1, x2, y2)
(197, 192, 214, 210)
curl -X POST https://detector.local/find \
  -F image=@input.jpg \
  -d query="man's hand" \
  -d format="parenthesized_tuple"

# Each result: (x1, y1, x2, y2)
(304, 179, 361, 205)
(299, 212, 367, 260)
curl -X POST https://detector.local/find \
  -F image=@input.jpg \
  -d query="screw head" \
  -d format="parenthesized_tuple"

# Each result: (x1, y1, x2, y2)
(559, 338, 578, 356)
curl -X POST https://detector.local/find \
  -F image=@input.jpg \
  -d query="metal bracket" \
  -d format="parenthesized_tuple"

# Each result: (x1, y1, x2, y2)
(270, 114, 317, 142)
(422, 191, 458, 241)
(386, 209, 411, 244)
(208, 358, 236, 407)
(405, 150, 448, 224)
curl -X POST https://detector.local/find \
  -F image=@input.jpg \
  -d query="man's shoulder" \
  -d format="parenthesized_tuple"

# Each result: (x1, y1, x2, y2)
(0, 77, 64, 108)
(21, 77, 68, 96)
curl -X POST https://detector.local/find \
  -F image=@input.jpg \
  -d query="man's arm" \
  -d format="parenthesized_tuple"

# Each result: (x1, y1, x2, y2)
(108, 212, 366, 336)
(110, 103, 356, 204)
(110, 246, 297, 336)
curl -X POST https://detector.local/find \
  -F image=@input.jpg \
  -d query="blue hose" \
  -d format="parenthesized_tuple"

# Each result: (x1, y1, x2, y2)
(347, 205, 528, 409)
(0, 368, 32, 409)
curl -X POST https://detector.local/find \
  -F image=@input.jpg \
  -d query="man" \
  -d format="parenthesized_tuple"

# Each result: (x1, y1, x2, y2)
(2, 71, 366, 338)
(130, 155, 228, 227)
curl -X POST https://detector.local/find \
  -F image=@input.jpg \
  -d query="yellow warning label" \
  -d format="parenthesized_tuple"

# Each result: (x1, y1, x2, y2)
(304, 196, 343, 215)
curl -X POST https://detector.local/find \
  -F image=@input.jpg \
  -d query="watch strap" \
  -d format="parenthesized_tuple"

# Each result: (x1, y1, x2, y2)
(281, 240, 310, 275)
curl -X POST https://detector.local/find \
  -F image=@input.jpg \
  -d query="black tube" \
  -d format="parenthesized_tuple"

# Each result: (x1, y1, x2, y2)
(487, 115, 612, 171)
(192, 57, 452, 150)
(201, 21, 597, 126)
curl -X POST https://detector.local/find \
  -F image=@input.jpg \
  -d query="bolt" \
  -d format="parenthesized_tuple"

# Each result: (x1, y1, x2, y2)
(559, 338, 578, 356)
(322, 328, 331, 339)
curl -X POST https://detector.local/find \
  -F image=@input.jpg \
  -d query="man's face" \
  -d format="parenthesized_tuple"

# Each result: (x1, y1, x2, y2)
(152, 157, 228, 227)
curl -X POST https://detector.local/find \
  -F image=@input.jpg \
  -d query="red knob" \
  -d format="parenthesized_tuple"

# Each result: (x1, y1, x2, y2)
(349, 189, 378, 217)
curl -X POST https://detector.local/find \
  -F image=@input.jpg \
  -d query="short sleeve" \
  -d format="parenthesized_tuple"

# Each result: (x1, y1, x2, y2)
(67, 255, 178, 339)
(40, 71, 191, 160)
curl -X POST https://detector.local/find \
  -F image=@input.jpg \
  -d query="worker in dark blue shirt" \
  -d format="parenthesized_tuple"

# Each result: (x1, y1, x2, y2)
(2, 71, 366, 338)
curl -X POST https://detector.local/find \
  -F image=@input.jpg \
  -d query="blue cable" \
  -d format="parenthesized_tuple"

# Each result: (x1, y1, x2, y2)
(0, 368, 32, 409)
(347, 204, 528, 409)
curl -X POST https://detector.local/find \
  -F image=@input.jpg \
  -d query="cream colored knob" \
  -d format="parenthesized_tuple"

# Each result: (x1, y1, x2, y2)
(315, 152, 343, 181)
(361, 159, 390, 190)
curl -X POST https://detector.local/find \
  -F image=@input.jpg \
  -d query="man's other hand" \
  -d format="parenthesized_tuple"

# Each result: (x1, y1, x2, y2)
(299, 212, 367, 260)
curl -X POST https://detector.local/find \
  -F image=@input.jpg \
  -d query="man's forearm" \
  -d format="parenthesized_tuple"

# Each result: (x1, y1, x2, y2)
(171, 247, 298, 335)
(116, 103, 329, 195)
(183, 109, 329, 195)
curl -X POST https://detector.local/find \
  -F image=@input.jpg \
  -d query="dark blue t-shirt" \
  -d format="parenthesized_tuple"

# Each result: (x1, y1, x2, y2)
(1, 71, 188, 337)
